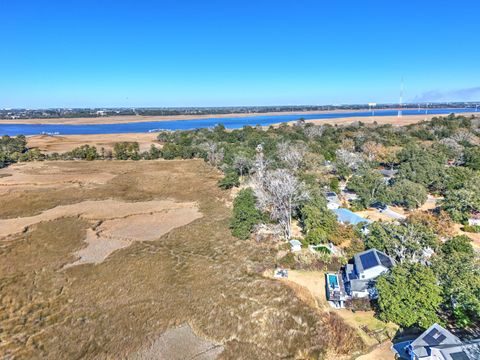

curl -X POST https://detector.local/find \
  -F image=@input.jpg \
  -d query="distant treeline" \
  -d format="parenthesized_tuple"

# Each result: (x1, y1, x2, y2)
(1, 102, 477, 119)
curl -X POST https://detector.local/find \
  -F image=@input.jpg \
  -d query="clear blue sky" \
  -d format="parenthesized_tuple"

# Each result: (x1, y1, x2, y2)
(1, 0, 480, 108)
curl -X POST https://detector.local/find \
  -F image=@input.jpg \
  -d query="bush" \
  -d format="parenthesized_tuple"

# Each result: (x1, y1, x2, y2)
(462, 225, 480, 233)
(230, 188, 264, 239)
(218, 171, 240, 189)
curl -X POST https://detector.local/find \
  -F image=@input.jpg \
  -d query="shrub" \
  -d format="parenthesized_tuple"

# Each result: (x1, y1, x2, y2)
(230, 188, 264, 239)
(462, 225, 480, 233)
(218, 171, 240, 189)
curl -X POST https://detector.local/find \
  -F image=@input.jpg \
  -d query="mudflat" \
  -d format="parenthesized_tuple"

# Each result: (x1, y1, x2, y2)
(27, 133, 160, 154)
(0, 159, 364, 359)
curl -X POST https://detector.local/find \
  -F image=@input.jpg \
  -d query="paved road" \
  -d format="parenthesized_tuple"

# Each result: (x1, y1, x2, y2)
(381, 207, 406, 220)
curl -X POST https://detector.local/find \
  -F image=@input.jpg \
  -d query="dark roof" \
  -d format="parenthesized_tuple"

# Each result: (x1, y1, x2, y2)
(423, 328, 447, 346)
(451, 352, 470, 360)
(353, 248, 395, 275)
(360, 252, 378, 270)
(377, 251, 394, 268)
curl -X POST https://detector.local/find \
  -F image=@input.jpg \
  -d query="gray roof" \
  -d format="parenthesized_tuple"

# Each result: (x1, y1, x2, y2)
(410, 323, 462, 358)
(349, 279, 368, 292)
(353, 248, 395, 274)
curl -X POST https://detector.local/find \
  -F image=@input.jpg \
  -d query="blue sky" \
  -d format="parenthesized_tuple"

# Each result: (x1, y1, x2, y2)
(1, 0, 479, 108)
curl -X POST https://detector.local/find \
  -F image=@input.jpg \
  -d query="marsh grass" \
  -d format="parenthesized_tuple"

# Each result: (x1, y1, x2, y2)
(0, 160, 364, 359)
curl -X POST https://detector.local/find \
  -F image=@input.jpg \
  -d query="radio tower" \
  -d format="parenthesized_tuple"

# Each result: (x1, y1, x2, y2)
(398, 77, 404, 118)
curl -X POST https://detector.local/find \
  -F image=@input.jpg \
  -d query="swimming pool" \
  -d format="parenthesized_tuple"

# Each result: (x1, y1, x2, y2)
(328, 274, 339, 288)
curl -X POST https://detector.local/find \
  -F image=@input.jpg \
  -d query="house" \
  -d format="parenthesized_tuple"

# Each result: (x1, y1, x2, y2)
(467, 212, 480, 226)
(289, 239, 302, 252)
(333, 208, 371, 226)
(392, 323, 480, 360)
(325, 192, 341, 209)
(343, 248, 395, 298)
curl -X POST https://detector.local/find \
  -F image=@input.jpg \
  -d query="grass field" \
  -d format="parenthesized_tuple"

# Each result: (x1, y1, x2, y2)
(0, 159, 365, 359)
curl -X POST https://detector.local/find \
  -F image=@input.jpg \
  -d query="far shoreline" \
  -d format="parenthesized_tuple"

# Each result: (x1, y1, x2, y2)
(25, 112, 478, 154)
(0, 107, 469, 125)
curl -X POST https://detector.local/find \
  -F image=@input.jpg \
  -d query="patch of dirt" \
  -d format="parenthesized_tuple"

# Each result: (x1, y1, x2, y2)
(129, 324, 224, 360)
(354, 209, 395, 222)
(0, 199, 200, 238)
(354, 341, 394, 360)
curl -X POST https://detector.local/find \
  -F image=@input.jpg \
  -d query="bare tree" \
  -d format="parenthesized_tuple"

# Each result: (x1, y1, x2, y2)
(254, 169, 309, 240)
(251, 144, 269, 183)
(199, 141, 224, 167)
(304, 125, 325, 139)
(335, 149, 363, 172)
(232, 154, 251, 177)
(277, 141, 307, 172)
(439, 138, 464, 161)
(452, 128, 479, 145)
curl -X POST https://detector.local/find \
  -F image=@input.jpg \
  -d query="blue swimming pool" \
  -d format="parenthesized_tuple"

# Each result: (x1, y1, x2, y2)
(328, 274, 339, 288)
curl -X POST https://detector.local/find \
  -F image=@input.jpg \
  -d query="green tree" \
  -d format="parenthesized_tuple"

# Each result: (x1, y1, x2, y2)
(218, 171, 240, 190)
(432, 236, 480, 327)
(390, 179, 428, 209)
(397, 146, 446, 190)
(300, 195, 338, 245)
(347, 168, 388, 209)
(230, 188, 264, 239)
(441, 179, 480, 223)
(364, 221, 437, 263)
(464, 147, 480, 170)
(113, 142, 140, 160)
(376, 262, 442, 328)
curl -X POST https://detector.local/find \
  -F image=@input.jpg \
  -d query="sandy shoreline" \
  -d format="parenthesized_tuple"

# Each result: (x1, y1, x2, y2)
(1, 108, 467, 125)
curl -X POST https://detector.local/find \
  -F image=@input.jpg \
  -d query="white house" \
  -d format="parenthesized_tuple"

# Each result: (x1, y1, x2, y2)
(392, 323, 480, 360)
(343, 248, 395, 298)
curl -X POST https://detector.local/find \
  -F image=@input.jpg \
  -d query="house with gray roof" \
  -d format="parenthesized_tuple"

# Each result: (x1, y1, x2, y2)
(343, 248, 395, 298)
(392, 323, 480, 360)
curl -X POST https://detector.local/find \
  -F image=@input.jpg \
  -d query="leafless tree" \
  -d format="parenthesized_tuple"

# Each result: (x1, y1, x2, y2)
(251, 144, 269, 183)
(335, 149, 363, 172)
(452, 128, 479, 145)
(232, 154, 251, 177)
(199, 141, 224, 167)
(277, 141, 307, 172)
(439, 138, 464, 161)
(304, 125, 325, 139)
(254, 169, 309, 240)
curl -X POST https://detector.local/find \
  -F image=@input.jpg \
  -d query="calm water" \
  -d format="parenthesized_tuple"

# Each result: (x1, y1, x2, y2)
(0, 108, 476, 136)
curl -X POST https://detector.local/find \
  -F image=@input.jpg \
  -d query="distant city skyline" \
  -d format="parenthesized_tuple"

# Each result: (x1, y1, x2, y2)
(1, 1, 480, 108)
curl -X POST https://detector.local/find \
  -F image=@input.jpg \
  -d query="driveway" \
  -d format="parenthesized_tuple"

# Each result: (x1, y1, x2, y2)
(382, 207, 406, 220)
